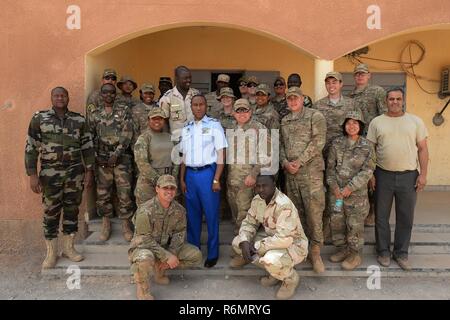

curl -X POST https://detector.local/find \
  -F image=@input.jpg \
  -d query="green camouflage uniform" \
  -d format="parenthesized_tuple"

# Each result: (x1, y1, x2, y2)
(131, 102, 157, 147)
(88, 102, 134, 219)
(280, 107, 327, 245)
(129, 197, 202, 273)
(232, 189, 308, 280)
(134, 130, 178, 206)
(252, 103, 280, 130)
(326, 136, 376, 252)
(218, 109, 236, 130)
(271, 95, 290, 119)
(116, 93, 140, 110)
(25, 108, 95, 239)
(205, 91, 222, 119)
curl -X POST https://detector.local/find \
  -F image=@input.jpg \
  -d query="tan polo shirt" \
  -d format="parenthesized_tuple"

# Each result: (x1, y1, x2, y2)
(367, 113, 428, 172)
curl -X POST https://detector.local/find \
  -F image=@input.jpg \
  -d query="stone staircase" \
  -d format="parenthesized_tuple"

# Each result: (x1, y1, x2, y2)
(43, 218, 450, 278)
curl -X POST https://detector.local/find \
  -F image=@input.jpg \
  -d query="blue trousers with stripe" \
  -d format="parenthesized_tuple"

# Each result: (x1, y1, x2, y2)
(185, 164, 220, 260)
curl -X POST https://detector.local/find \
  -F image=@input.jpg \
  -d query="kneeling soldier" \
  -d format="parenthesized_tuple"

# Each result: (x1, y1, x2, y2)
(128, 175, 202, 300)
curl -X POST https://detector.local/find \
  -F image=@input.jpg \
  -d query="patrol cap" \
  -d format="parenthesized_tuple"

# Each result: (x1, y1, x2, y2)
(140, 83, 155, 93)
(353, 63, 370, 74)
(343, 110, 365, 124)
(325, 71, 343, 82)
(255, 83, 270, 95)
(216, 74, 230, 83)
(274, 76, 286, 86)
(233, 98, 251, 111)
(247, 76, 259, 86)
(117, 75, 138, 90)
(238, 76, 248, 85)
(156, 175, 177, 188)
(159, 77, 172, 84)
(217, 87, 236, 100)
(286, 86, 303, 98)
(103, 68, 117, 78)
(148, 108, 167, 119)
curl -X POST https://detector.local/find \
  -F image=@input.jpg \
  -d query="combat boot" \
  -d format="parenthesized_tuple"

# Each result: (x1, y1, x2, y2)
(310, 244, 325, 273)
(329, 247, 349, 263)
(276, 271, 299, 300)
(42, 238, 58, 269)
(229, 255, 249, 269)
(260, 274, 279, 287)
(61, 233, 84, 262)
(122, 219, 133, 242)
(341, 252, 362, 270)
(134, 260, 154, 300)
(154, 261, 170, 285)
(99, 216, 111, 241)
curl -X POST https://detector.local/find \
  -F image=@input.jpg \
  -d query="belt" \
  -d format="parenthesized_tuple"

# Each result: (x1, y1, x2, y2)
(376, 167, 417, 175)
(187, 164, 212, 171)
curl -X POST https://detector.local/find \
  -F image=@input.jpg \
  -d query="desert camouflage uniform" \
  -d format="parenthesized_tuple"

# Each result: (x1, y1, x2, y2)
(232, 189, 308, 280)
(134, 130, 178, 206)
(252, 103, 280, 130)
(218, 109, 236, 130)
(326, 136, 376, 252)
(88, 102, 134, 219)
(25, 108, 95, 239)
(205, 91, 222, 119)
(280, 107, 327, 245)
(129, 197, 202, 273)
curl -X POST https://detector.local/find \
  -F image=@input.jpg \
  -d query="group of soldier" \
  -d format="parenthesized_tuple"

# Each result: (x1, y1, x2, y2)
(25, 63, 402, 300)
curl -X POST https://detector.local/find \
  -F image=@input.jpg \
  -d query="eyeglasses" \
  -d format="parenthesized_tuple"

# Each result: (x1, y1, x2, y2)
(235, 108, 250, 113)
(239, 82, 247, 87)
(247, 83, 257, 88)
(104, 76, 117, 81)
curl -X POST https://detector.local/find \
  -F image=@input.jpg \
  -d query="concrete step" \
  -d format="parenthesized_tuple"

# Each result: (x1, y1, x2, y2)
(43, 244, 450, 278)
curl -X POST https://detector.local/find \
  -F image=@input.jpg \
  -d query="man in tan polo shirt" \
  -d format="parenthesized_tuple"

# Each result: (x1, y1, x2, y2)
(367, 87, 429, 271)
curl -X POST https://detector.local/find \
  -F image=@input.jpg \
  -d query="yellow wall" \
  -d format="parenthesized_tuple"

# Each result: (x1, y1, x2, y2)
(336, 30, 450, 185)
(87, 26, 315, 100)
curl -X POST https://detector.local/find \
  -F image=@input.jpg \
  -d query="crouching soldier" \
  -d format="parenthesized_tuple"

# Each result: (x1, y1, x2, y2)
(230, 175, 308, 300)
(128, 175, 202, 300)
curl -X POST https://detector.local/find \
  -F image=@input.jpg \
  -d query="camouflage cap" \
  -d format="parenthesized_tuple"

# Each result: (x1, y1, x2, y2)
(286, 86, 303, 98)
(353, 63, 370, 74)
(217, 87, 236, 100)
(117, 75, 137, 90)
(238, 76, 248, 84)
(274, 76, 286, 86)
(343, 109, 365, 124)
(217, 74, 230, 83)
(233, 98, 251, 111)
(159, 77, 172, 84)
(148, 107, 167, 119)
(140, 83, 155, 93)
(103, 68, 117, 78)
(157, 174, 177, 188)
(325, 71, 343, 82)
(255, 83, 270, 95)
(247, 76, 259, 86)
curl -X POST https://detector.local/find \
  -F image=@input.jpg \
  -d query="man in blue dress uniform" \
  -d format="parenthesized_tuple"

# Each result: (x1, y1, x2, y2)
(180, 95, 228, 268)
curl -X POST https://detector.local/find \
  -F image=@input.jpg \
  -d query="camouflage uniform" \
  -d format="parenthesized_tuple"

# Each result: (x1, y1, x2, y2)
(232, 188, 308, 280)
(131, 102, 157, 147)
(280, 107, 327, 245)
(326, 135, 376, 252)
(205, 91, 222, 119)
(129, 196, 202, 274)
(253, 103, 280, 130)
(88, 102, 134, 219)
(271, 95, 290, 119)
(134, 129, 178, 206)
(116, 94, 140, 110)
(219, 109, 236, 130)
(25, 108, 95, 239)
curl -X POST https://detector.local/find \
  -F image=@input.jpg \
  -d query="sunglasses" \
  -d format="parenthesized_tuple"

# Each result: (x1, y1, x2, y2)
(247, 83, 257, 88)
(235, 108, 250, 113)
(239, 82, 247, 87)
(104, 76, 117, 81)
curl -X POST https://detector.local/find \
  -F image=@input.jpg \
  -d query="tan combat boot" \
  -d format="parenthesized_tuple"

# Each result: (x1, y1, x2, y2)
(229, 255, 248, 269)
(341, 252, 362, 270)
(61, 233, 84, 262)
(42, 238, 58, 269)
(99, 216, 111, 241)
(310, 244, 325, 273)
(276, 271, 299, 300)
(122, 219, 133, 242)
(154, 261, 170, 285)
(134, 260, 154, 300)
(260, 274, 279, 287)
(329, 247, 349, 263)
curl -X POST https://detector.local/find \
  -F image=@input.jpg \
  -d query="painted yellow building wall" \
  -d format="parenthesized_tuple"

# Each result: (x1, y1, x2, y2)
(335, 29, 450, 186)
(87, 26, 315, 100)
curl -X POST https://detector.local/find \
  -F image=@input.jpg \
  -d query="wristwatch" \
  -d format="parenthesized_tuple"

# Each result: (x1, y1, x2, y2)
(213, 179, 219, 184)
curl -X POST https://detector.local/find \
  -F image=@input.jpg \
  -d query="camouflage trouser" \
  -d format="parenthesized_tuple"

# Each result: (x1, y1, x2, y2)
(226, 172, 254, 233)
(232, 231, 308, 280)
(39, 164, 85, 239)
(329, 191, 369, 253)
(129, 243, 202, 274)
(285, 165, 325, 246)
(96, 161, 134, 219)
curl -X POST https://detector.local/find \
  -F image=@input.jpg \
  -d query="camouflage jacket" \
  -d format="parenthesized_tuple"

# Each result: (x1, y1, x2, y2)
(131, 102, 157, 147)
(87, 102, 133, 159)
(271, 95, 290, 119)
(326, 136, 376, 195)
(348, 85, 386, 130)
(237, 188, 308, 264)
(218, 109, 236, 130)
(312, 96, 360, 153)
(134, 129, 178, 183)
(280, 107, 326, 168)
(86, 89, 102, 115)
(115, 93, 140, 110)
(25, 107, 95, 175)
(303, 94, 313, 108)
(252, 103, 280, 130)
(205, 91, 222, 119)
(130, 197, 187, 261)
